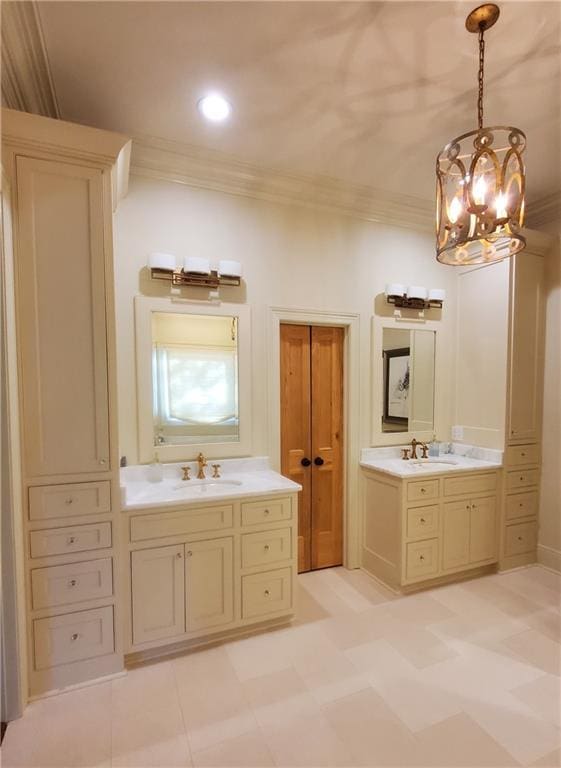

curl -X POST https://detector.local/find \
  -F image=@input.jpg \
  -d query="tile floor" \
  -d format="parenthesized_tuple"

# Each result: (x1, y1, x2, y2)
(3, 565, 560, 768)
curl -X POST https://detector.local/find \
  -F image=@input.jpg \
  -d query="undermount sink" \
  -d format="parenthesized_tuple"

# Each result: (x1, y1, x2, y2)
(172, 479, 243, 492)
(409, 459, 458, 469)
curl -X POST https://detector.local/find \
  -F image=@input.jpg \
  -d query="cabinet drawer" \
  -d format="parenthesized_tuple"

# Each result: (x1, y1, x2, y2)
(506, 491, 539, 521)
(443, 473, 497, 498)
(241, 528, 292, 569)
(241, 497, 292, 527)
(405, 539, 439, 581)
(29, 482, 111, 521)
(33, 606, 114, 670)
(406, 505, 439, 540)
(30, 522, 111, 558)
(506, 444, 540, 467)
(507, 469, 540, 491)
(406, 479, 439, 503)
(241, 567, 293, 619)
(31, 557, 113, 610)
(130, 505, 233, 542)
(505, 521, 538, 556)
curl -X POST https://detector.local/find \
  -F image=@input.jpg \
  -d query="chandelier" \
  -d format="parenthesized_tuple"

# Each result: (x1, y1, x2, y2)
(436, 4, 526, 265)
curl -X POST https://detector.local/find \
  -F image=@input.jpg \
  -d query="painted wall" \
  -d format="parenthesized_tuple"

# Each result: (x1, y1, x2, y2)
(114, 174, 457, 466)
(539, 236, 561, 571)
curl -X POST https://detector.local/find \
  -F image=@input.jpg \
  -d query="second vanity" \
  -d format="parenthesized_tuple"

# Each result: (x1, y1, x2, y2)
(120, 458, 300, 660)
(361, 445, 503, 592)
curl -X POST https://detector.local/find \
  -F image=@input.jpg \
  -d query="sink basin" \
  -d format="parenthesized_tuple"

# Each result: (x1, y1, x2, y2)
(172, 479, 243, 493)
(409, 459, 458, 470)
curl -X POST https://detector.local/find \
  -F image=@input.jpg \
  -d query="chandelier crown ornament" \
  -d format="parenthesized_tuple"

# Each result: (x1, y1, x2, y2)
(436, 4, 526, 266)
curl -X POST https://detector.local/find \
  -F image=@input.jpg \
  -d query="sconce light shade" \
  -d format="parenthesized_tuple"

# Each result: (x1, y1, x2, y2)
(385, 283, 406, 298)
(148, 252, 177, 270)
(407, 286, 428, 300)
(428, 288, 446, 302)
(184, 256, 211, 275)
(218, 260, 243, 278)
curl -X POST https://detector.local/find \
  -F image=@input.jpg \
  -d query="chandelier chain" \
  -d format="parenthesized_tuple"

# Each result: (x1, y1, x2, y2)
(477, 26, 485, 129)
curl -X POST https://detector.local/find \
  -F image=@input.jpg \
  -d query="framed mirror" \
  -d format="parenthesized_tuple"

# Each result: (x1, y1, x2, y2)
(135, 297, 251, 462)
(381, 327, 435, 434)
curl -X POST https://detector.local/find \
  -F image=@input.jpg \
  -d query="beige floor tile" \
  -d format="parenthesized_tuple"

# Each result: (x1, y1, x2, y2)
(262, 711, 356, 767)
(298, 572, 356, 618)
(319, 608, 387, 651)
(385, 591, 457, 625)
(430, 582, 518, 623)
(322, 687, 419, 766)
(2, 682, 112, 768)
(502, 629, 561, 676)
(224, 629, 293, 682)
(243, 663, 320, 729)
(413, 712, 520, 767)
(512, 674, 561, 728)
(429, 613, 530, 649)
(464, 576, 544, 618)
(313, 568, 376, 612)
(290, 581, 330, 627)
(333, 565, 397, 605)
(524, 567, 561, 593)
(526, 608, 561, 643)
(191, 730, 275, 767)
(531, 747, 561, 767)
(498, 569, 561, 611)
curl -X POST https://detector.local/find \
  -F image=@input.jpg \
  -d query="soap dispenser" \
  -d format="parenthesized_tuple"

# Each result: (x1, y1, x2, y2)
(428, 435, 439, 457)
(146, 451, 164, 483)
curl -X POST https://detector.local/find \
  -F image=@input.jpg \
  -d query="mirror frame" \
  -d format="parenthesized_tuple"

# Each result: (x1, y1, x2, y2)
(371, 316, 451, 447)
(135, 296, 252, 463)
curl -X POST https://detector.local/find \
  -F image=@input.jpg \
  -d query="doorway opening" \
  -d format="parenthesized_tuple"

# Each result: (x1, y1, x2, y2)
(280, 324, 344, 573)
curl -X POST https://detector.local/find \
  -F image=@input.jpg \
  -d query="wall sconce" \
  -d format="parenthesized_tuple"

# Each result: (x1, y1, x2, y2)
(148, 253, 243, 288)
(385, 284, 445, 309)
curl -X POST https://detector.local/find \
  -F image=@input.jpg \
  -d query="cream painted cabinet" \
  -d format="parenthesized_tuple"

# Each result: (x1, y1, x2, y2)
(507, 252, 544, 443)
(185, 537, 234, 633)
(132, 545, 185, 645)
(362, 467, 499, 592)
(16, 157, 110, 478)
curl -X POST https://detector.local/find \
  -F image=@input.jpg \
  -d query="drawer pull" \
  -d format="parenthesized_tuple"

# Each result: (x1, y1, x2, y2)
(520, 476, 524, 481)
(186, 550, 192, 557)
(420, 518, 426, 524)
(68, 579, 78, 588)
(466, 505, 470, 510)
(264, 544, 270, 552)
(518, 536, 523, 541)
(67, 536, 77, 545)
(65, 497, 74, 505)
(264, 589, 270, 597)
(264, 509, 270, 515)
(177, 551, 183, 559)
(521, 452, 526, 457)
(99, 459, 107, 465)
(419, 554, 425, 561)
(71, 633, 79, 641)
(420, 488, 427, 494)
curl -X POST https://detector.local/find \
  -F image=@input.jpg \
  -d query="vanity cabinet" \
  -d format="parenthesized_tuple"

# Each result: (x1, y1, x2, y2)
(2, 108, 131, 697)
(123, 493, 298, 659)
(362, 468, 499, 592)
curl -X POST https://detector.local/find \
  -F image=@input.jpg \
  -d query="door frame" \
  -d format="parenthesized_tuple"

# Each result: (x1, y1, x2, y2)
(268, 307, 360, 569)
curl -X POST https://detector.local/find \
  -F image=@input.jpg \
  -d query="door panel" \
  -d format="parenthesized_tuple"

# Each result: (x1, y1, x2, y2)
(311, 326, 344, 569)
(470, 496, 497, 564)
(442, 501, 470, 571)
(131, 544, 185, 645)
(280, 325, 312, 572)
(185, 537, 234, 633)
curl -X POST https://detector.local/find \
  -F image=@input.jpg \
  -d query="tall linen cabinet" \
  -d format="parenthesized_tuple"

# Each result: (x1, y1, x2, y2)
(2, 108, 130, 697)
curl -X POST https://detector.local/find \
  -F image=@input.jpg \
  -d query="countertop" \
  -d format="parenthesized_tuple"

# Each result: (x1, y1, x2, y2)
(360, 444, 502, 479)
(120, 457, 301, 511)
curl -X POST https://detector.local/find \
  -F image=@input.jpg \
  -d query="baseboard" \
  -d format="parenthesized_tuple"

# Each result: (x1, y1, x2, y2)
(537, 544, 561, 573)
(1, 721, 7, 744)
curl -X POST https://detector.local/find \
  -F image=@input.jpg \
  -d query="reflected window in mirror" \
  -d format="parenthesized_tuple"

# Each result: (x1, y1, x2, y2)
(152, 312, 239, 446)
(382, 328, 435, 434)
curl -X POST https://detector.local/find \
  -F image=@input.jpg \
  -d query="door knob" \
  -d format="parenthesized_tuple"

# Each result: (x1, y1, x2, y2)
(301, 458, 311, 467)
(314, 457, 324, 466)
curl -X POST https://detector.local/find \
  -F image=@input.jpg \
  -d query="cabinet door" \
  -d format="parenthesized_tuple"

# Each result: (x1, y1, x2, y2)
(469, 496, 497, 564)
(185, 537, 233, 633)
(508, 252, 543, 442)
(131, 545, 185, 645)
(442, 501, 470, 571)
(16, 156, 110, 476)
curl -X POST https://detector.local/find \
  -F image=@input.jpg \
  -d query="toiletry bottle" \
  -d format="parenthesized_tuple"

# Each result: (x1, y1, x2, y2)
(147, 451, 164, 483)
(428, 435, 439, 457)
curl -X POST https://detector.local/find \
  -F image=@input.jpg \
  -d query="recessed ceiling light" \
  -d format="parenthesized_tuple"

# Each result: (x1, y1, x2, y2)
(197, 94, 232, 122)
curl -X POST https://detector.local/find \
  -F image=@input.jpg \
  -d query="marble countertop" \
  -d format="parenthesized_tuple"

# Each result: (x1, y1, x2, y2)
(360, 444, 502, 479)
(120, 457, 301, 511)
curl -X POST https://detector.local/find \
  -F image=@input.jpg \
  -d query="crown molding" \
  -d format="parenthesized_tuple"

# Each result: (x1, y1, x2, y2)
(131, 135, 435, 233)
(525, 191, 561, 232)
(1, 1, 59, 118)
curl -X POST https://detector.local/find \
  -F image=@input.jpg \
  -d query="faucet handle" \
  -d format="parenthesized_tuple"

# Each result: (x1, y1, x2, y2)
(181, 466, 191, 481)
(211, 464, 221, 479)
(401, 448, 410, 461)
(420, 443, 429, 459)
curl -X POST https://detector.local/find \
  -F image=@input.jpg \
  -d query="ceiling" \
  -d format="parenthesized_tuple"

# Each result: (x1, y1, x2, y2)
(36, 1, 561, 204)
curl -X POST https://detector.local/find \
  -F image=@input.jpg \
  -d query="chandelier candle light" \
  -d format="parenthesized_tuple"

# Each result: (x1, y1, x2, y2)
(436, 4, 526, 265)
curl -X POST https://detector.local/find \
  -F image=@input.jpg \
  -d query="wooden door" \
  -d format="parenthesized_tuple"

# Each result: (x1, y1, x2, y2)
(280, 324, 344, 572)
(469, 496, 497, 564)
(508, 252, 544, 443)
(131, 544, 185, 645)
(442, 500, 470, 571)
(185, 537, 234, 633)
(15, 156, 110, 477)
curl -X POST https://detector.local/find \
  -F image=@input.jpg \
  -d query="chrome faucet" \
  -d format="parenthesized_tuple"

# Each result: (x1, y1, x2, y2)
(196, 452, 208, 479)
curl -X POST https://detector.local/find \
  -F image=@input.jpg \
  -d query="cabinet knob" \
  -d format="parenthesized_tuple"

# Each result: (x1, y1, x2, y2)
(420, 518, 426, 524)
(419, 554, 425, 561)
(466, 505, 470, 510)
(521, 452, 526, 457)
(186, 550, 192, 557)
(420, 487, 426, 493)
(67, 536, 76, 545)
(264, 544, 270, 552)
(177, 552, 183, 559)
(71, 633, 79, 642)
(518, 536, 523, 541)
(68, 579, 77, 587)
(99, 459, 107, 465)
(264, 509, 270, 515)
(65, 497, 74, 505)
(264, 589, 270, 597)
